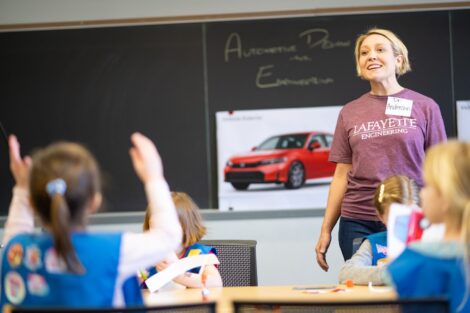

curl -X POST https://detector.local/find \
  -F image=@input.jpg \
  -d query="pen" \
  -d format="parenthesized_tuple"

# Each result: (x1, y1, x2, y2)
(201, 267, 210, 301)
(139, 270, 148, 281)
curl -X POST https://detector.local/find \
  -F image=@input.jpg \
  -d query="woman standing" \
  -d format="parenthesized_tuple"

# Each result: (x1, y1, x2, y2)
(315, 28, 446, 271)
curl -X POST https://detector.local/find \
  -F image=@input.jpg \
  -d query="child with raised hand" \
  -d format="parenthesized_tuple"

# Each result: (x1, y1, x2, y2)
(385, 141, 470, 313)
(142, 191, 222, 288)
(339, 175, 419, 286)
(1, 133, 182, 309)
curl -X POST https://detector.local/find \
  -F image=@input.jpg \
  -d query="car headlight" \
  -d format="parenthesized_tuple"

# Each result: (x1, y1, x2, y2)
(226, 161, 233, 167)
(260, 157, 287, 165)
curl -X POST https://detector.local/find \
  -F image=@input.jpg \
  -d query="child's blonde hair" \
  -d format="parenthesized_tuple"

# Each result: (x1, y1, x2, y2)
(373, 175, 419, 218)
(423, 140, 470, 257)
(144, 192, 206, 248)
(423, 140, 470, 309)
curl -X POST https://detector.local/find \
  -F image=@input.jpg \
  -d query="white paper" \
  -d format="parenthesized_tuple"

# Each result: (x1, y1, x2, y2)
(387, 203, 411, 259)
(145, 254, 220, 293)
(457, 100, 470, 141)
(385, 97, 413, 117)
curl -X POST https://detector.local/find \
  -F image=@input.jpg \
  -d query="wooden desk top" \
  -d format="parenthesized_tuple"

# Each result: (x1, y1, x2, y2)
(145, 285, 397, 313)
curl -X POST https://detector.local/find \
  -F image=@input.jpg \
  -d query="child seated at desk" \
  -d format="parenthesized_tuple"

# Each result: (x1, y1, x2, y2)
(339, 175, 419, 286)
(385, 141, 470, 313)
(141, 192, 222, 288)
(0, 133, 182, 309)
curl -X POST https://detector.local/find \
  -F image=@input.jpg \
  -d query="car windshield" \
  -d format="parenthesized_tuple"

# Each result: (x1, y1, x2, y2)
(257, 134, 308, 150)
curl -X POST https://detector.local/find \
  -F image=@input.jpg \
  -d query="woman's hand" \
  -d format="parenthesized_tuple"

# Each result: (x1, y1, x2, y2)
(8, 135, 32, 188)
(315, 231, 331, 271)
(315, 163, 351, 271)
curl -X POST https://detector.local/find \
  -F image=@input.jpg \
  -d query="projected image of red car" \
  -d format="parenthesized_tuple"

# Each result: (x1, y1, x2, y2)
(224, 132, 336, 190)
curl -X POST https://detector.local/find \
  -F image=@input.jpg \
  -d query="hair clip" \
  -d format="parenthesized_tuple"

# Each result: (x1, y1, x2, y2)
(378, 183, 385, 203)
(46, 178, 67, 196)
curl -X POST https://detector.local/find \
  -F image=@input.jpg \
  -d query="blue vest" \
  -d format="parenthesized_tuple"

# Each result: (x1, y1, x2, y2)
(366, 231, 387, 266)
(182, 243, 217, 274)
(388, 247, 468, 313)
(0, 232, 143, 309)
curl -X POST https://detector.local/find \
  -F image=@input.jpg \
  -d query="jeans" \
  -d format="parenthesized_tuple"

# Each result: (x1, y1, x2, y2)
(338, 216, 386, 261)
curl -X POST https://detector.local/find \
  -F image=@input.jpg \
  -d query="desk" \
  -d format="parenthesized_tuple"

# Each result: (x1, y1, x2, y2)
(145, 285, 397, 313)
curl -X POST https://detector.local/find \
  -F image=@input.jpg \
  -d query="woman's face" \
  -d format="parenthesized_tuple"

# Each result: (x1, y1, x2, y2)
(420, 182, 447, 224)
(358, 34, 402, 83)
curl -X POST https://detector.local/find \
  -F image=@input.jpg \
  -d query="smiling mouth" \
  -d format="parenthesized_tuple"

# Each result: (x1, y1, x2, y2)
(367, 64, 382, 70)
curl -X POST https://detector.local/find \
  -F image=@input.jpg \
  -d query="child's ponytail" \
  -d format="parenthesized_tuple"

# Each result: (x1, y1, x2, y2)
(47, 179, 84, 274)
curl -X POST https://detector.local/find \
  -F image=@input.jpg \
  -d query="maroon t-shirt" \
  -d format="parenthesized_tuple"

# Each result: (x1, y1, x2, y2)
(329, 88, 447, 221)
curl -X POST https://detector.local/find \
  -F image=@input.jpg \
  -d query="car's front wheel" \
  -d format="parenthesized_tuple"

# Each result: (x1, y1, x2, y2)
(285, 161, 305, 189)
(231, 183, 250, 190)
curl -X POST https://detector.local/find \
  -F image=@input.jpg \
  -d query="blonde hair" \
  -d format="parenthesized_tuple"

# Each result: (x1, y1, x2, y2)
(423, 141, 470, 255)
(373, 175, 419, 218)
(423, 140, 470, 309)
(143, 192, 206, 248)
(354, 28, 411, 78)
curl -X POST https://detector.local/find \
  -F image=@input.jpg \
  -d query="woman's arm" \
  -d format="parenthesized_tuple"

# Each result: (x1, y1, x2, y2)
(315, 163, 351, 271)
(424, 100, 447, 148)
(338, 239, 386, 286)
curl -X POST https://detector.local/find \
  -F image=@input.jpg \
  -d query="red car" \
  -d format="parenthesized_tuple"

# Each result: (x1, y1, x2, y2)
(224, 132, 336, 190)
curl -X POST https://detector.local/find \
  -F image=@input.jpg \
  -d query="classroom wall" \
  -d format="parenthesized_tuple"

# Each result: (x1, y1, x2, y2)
(0, 0, 467, 287)
(82, 215, 344, 286)
(1, 0, 469, 25)
(0, 213, 342, 285)
(204, 216, 343, 285)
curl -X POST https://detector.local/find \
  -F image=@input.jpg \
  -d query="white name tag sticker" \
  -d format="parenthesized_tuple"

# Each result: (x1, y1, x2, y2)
(385, 97, 413, 117)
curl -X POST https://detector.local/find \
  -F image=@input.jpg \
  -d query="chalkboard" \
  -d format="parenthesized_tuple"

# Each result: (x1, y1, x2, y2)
(0, 24, 209, 214)
(452, 9, 470, 102)
(0, 9, 468, 214)
(206, 11, 454, 123)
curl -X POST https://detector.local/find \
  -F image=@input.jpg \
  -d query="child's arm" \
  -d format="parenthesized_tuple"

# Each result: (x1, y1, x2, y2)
(2, 135, 34, 246)
(338, 239, 387, 286)
(2, 188, 34, 245)
(118, 133, 183, 276)
(172, 265, 222, 288)
(156, 254, 223, 288)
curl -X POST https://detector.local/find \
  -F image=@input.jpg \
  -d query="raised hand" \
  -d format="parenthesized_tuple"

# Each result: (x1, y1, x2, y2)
(129, 132, 164, 184)
(8, 135, 32, 188)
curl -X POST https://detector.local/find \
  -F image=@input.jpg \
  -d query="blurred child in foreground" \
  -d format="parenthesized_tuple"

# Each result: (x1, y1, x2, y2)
(385, 140, 470, 313)
(1, 133, 182, 308)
